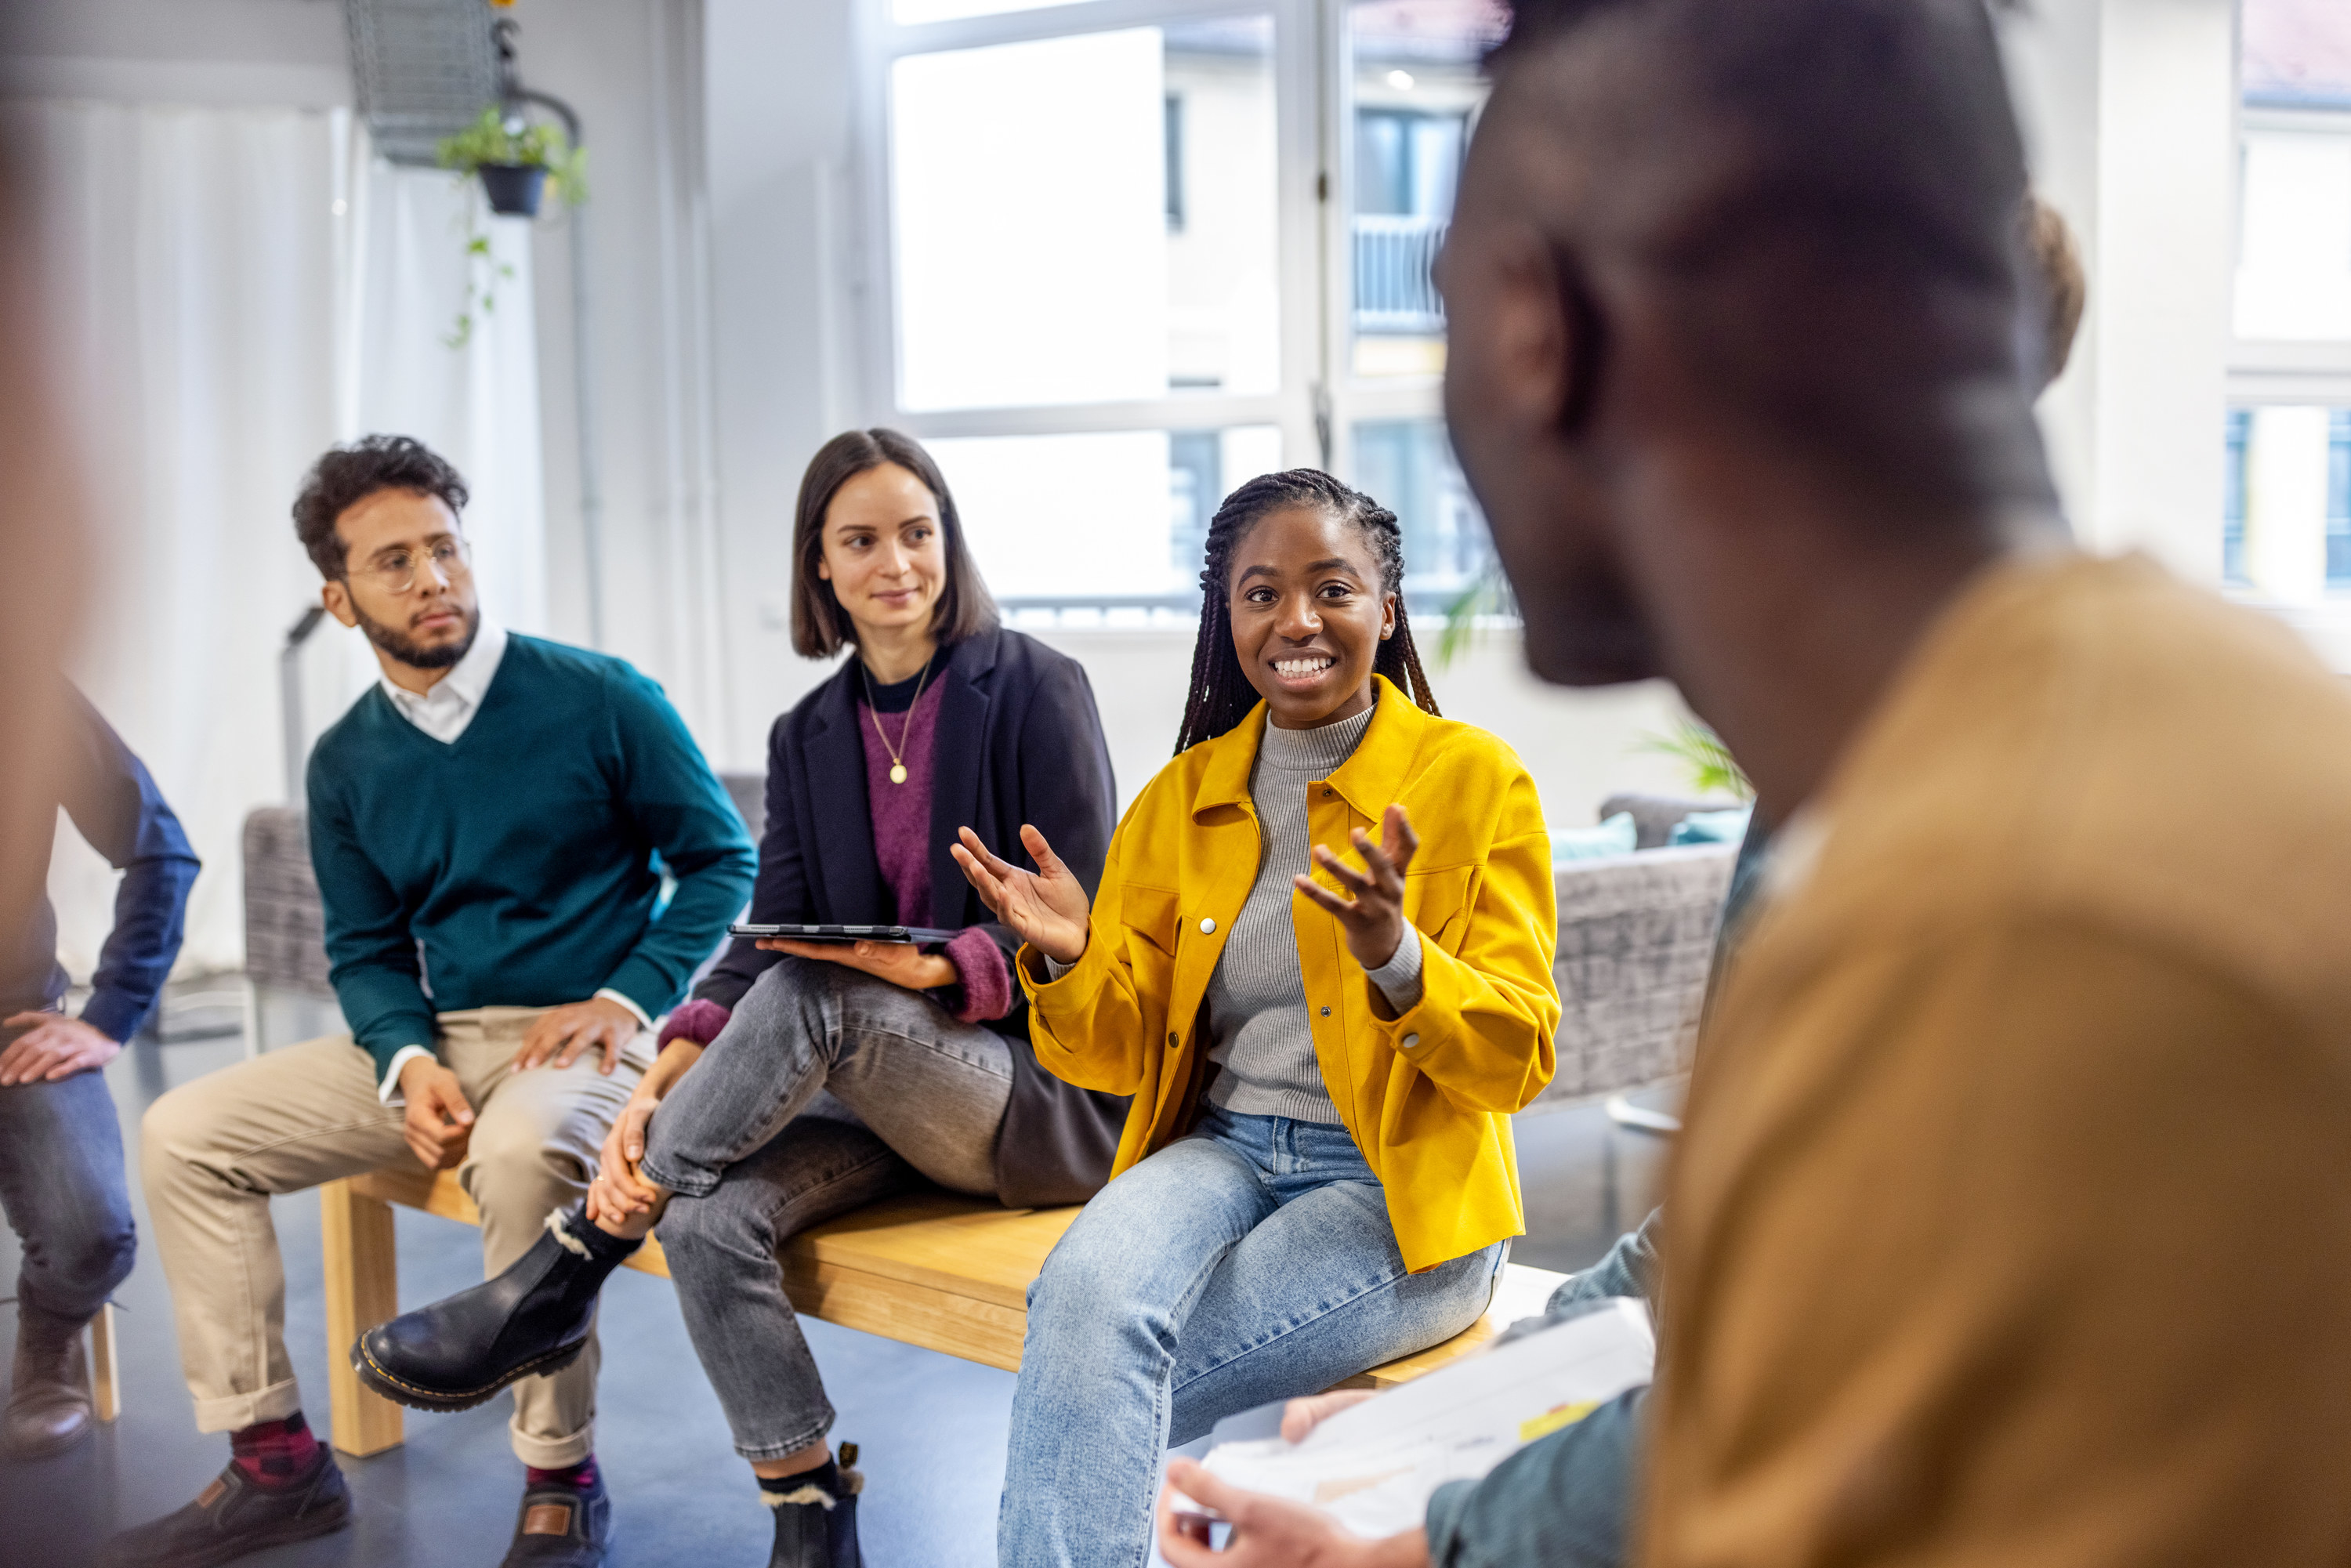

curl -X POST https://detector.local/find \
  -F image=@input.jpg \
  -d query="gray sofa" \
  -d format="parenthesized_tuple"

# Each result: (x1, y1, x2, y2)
(242, 779, 1733, 1106)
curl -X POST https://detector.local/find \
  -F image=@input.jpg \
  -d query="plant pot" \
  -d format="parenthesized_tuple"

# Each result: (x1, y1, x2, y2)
(477, 163, 547, 218)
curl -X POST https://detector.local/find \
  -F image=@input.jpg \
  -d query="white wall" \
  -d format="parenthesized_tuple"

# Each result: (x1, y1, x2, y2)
(0, 0, 347, 107)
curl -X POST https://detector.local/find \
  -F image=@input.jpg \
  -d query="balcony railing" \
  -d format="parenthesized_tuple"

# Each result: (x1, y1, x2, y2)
(1353, 215, 1447, 335)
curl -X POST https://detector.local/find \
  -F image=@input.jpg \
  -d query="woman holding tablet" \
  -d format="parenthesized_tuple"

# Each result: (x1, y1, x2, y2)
(954, 469, 1560, 1566)
(356, 429, 1123, 1568)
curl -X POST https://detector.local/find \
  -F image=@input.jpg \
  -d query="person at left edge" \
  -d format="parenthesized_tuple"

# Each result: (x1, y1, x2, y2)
(108, 436, 756, 1568)
(0, 686, 198, 1461)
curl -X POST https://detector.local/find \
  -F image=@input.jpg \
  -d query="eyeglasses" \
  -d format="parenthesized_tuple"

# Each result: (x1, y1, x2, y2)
(351, 537, 472, 593)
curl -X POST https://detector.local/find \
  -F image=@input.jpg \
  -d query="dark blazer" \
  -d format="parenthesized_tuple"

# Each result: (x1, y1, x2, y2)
(695, 627, 1127, 1207)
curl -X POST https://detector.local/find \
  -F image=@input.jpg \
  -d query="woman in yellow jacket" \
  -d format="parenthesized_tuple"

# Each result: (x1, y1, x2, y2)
(955, 469, 1559, 1567)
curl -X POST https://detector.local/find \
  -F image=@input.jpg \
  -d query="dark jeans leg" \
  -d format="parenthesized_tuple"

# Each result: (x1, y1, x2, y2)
(658, 1114, 918, 1458)
(640, 956, 1012, 1200)
(642, 958, 1016, 1460)
(0, 1067, 136, 1322)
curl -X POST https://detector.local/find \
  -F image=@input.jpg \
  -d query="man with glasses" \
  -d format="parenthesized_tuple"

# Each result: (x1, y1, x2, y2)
(110, 436, 755, 1568)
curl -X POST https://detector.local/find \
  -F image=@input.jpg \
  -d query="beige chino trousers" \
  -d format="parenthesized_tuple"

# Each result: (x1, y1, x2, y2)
(140, 1007, 650, 1467)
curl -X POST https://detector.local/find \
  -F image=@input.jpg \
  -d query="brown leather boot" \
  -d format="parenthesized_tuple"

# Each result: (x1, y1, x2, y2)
(4, 1304, 94, 1460)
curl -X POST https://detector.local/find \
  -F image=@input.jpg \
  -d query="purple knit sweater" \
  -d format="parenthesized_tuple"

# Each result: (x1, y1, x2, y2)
(856, 679, 1012, 1022)
(659, 676, 1010, 1050)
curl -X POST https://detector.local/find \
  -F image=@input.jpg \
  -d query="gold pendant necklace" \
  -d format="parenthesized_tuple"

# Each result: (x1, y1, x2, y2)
(862, 655, 933, 785)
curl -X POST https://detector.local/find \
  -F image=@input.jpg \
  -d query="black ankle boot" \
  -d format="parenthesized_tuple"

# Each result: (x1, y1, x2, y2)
(764, 1446, 863, 1568)
(5, 1302, 94, 1460)
(352, 1205, 639, 1412)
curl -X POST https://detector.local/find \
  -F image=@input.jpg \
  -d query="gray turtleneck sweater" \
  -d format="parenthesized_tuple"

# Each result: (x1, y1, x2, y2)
(1047, 704, 1427, 1121)
(1202, 704, 1425, 1123)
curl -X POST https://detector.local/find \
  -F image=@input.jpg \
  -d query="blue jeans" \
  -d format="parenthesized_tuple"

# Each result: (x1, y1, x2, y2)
(998, 1108, 1505, 1568)
(641, 958, 1014, 1460)
(0, 1063, 136, 1324)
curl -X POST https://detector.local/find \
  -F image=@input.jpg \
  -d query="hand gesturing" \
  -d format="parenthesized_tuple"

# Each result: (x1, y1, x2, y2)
(1294, 803, 1420, 972)
(951, 824, 1092, 967)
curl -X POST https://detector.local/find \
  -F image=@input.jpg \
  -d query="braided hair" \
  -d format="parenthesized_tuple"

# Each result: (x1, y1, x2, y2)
(1173, 469, 1440, 755)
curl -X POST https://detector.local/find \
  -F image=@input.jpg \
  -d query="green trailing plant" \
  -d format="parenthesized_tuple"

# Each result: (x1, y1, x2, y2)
(1638, 720, 1755, 801)
(437, 107, 587, 202)
(1431, 559, 1516, 669)
(436, 108, 586, 348)
(441, 228, 513, 350)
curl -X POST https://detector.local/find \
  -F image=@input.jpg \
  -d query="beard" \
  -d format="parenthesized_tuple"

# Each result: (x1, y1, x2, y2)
(352, 598, 479, 670)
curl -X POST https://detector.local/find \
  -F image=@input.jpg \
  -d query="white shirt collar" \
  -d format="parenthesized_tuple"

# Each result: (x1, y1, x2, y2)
(379, 617, 509, 745)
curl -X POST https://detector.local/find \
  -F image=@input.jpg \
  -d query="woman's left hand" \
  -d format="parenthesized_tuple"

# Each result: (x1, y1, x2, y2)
(1294, 803, 1419, 972)
(758, 937, 958, 991)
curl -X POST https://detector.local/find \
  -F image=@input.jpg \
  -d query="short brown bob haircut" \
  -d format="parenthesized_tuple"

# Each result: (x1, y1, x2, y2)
(791, 429, 998, 659)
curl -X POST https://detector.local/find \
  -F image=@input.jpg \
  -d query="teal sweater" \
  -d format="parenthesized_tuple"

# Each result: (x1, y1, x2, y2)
(307, 635, 756, 1086)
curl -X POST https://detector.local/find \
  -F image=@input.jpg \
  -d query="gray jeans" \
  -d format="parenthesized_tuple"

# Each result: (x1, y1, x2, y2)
(639, 957, 1014, 1459)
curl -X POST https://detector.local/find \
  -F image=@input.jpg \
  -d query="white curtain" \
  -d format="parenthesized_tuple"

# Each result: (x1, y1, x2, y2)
(11, 99, 546, 980)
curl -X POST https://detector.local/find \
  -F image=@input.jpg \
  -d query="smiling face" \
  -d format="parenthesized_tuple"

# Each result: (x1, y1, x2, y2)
(817, 462, 947, 646)
(321, 487, 480, 675)
(1226, 504, 1397, 730)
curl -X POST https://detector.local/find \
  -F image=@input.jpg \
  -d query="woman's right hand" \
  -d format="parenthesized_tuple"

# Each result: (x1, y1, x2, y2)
(951, 824, 1093, 967)
(587, 1041, 702, 1226)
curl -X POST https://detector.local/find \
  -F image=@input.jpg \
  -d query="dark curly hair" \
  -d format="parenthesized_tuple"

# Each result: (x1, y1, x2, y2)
(291, 435, 469, 581)
(1173, 469, 1440, 754)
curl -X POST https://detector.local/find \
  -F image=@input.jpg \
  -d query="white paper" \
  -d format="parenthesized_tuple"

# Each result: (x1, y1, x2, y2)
(1192, 1298, 1655, 1539)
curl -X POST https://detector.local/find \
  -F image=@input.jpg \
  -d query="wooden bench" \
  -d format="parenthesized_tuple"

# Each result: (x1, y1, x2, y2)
(320, 1167, 1567, 1458)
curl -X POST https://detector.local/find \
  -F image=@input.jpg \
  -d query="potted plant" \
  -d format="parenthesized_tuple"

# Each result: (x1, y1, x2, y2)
(433, 107, 585, 346)
(437, 106, 585, 219)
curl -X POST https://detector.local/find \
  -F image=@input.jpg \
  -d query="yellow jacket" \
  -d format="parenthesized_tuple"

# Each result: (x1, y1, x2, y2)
(1018, 677, 1559, 1273)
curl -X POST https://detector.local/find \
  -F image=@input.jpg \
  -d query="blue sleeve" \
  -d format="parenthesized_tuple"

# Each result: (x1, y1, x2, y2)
(1546, 1208, 1664, 1319)
(56, 691, 201, 1043)
(596, 667, 759, 1017)
(1424, 1386, 1644, 1568)
(310, 750, 439, 1085)
(1490, 1208, 1665, 1356)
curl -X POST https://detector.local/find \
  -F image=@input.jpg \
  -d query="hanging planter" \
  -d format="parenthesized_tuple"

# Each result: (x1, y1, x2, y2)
(437, 107, 586, 211)
(476, 162, 548, 217)
(433, 107, 587, 346)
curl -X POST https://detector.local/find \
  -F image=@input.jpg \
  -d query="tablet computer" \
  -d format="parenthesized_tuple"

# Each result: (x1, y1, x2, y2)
(727, 922, 964, 947)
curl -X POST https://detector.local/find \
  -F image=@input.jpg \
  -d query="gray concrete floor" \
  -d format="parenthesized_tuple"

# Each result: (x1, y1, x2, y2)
(0, 1001, 1669, 1568)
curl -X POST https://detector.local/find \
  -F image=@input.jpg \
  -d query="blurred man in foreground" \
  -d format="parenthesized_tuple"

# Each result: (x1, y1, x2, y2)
(1162, 0, 2351, 1562)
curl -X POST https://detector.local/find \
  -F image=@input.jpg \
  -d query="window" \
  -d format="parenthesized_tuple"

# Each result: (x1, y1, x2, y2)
(1165, 93, 1186, 232)
(1353, 418, 1490, 592)
(2331, 410, 2351, 582)
(2225, 0, 2351, 599)
(862, 0, 1507, 610)
(2225, 409, 2251, 585)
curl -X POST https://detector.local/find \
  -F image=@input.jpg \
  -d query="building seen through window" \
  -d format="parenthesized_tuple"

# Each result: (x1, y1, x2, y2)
(1347, 0, 1495, 380)
(2226, 0, 2351, 599)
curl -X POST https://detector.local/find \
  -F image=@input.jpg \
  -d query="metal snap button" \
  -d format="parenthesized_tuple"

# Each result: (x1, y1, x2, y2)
(1199, 917, 1216, 935)
(1320, 1006, 1331, 1017)
(1401, 1032, 1421, 1049)
(1167, 1031, 1179, 1049)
